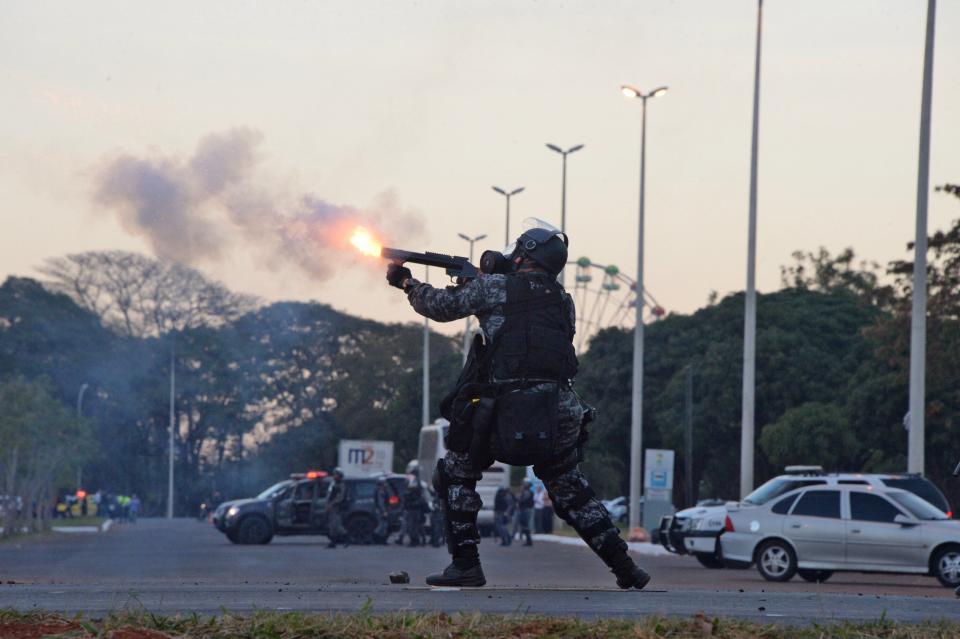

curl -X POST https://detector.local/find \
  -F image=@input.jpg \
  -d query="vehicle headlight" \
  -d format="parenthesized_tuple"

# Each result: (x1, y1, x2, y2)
(226, 506, 239, 519)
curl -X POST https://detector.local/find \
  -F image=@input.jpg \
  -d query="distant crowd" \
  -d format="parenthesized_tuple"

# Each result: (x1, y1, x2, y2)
(55, 490, 141, 522)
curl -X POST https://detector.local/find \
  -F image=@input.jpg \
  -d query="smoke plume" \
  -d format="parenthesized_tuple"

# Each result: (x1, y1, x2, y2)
(93, 128, 424, 280)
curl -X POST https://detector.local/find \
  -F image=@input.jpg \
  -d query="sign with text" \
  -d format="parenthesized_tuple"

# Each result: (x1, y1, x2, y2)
(338, 440, 394, 477)
(644, 448, 675, 503)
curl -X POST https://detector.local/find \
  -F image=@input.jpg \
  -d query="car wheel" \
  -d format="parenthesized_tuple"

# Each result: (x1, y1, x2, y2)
(756, 540, 797, 582)
(226, 530, 240, 544)
(933, 545, 960, 587)
(797, 569, 833, 583)
(695, 552, 725, 569)
(237, 516, 273, 545)
(346, 515, 375, 545)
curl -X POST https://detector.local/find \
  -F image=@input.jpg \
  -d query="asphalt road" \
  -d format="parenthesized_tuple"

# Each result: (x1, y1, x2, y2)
(0, 518, 958, 625)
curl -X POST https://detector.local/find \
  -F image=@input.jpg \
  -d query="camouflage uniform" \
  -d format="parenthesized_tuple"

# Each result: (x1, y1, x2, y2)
(404, 273, 632, 573)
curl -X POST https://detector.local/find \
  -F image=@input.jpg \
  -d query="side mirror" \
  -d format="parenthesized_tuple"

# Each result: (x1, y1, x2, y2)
(894, 514, 918, 526)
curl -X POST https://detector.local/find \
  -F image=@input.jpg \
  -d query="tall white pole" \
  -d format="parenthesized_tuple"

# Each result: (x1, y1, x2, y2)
(628, 97, 648, 533)
(559, 153, 568, 286)
(422, 267, 431, 428)
(908, 0, 937, 475)
(740, 0, 763, 498)
(167, 342, 175, 518)
(76, 383, 89, 489)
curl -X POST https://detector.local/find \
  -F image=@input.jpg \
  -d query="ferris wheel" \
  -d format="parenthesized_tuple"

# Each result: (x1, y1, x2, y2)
(570, 257, 665, 352)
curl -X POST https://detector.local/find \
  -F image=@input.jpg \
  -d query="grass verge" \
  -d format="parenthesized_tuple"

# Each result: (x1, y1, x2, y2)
(2, 609, 960, 639)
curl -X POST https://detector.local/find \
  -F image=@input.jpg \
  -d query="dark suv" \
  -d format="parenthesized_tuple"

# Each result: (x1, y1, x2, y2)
(213, 474, 408, 544)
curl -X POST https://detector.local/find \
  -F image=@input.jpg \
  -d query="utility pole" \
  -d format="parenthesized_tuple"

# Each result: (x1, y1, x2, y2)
(908, 0, 937, 475)
(422, 267, 430, 428)
(740, 0, 764, 498)
(167, 341, 175, 519)
(684, 366, 694, 508)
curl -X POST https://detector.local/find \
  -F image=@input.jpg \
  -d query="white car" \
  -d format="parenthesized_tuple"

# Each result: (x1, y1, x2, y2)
(721, 483, 960, 587)
(659, 467, 952, 569)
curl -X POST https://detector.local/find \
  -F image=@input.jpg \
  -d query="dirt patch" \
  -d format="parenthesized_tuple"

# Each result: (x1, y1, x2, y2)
(0, 620, 81, 638)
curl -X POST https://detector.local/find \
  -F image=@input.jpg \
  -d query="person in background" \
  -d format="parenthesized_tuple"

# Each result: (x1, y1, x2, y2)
(404, 474, 426, 547)
(373, 477, 391, 544)
(533, 483, 546, 533)
(129, 494, 141, 524)
(517, 479, 535, 546)
(493, 486, 514, 546)
(541, 490, 555, 534)
(429, 487, 445, 548)
(325, 468, 349, 548)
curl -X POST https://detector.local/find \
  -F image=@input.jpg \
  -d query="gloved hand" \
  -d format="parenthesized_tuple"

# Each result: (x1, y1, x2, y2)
(386, 263, 412, 289)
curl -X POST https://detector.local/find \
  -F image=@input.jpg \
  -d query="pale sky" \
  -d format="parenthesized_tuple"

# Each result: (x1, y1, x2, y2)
(2, 1, 958, 337)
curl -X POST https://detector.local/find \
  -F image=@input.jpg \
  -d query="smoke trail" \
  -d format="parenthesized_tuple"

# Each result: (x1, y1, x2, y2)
(93, 128, 424, 280)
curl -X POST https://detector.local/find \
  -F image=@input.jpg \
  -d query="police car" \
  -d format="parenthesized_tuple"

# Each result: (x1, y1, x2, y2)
(659, 466, 952, 569)
(213, 472, 408, 544)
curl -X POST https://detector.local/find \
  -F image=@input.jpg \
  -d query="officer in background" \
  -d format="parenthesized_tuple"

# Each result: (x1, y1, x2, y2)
(386, 218, 650, 590)
(403, 474, 427, 546)
(373, 476, 391, 544)
(429, 487, 445, 548)
(516, 479, 535, 546)
(493, 485, 515, 546)
(325, 467, 348, 548)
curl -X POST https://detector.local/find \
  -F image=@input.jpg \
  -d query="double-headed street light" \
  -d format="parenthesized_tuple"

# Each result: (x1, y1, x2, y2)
(545, 143, 584, 285)
(492, 186, 525, 245)
(620, 83, 668, 534)
(458, 232, 487, 362)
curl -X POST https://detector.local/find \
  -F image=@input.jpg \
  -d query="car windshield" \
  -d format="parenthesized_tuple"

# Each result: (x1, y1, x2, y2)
(888, 491, 949, 520)
(256, 481, 292, 500)
(742, 478, 825, 505)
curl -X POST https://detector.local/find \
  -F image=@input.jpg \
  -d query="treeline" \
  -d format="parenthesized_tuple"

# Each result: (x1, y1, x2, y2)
(0, 258, 461, 519)
(577, 189, 960, 509)
(2, 187, 959, 520)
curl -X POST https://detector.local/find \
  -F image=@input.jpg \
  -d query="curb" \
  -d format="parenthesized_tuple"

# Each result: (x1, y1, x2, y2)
(532, 533, 674, 557)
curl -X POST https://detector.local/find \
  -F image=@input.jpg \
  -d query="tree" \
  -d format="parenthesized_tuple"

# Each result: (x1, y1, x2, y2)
(0, 377, 94, 536)
(39, 251, 255, 337)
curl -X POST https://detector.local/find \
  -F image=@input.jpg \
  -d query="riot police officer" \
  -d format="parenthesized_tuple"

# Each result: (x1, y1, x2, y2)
(325, 467, 348, 548)
(373, 476, 391, 544)
(385, 218, 649, 590)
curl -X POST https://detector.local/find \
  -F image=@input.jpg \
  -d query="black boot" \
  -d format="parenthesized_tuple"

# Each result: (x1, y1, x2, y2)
(611, 557, 651, 590)
(425, 561, 486, 587)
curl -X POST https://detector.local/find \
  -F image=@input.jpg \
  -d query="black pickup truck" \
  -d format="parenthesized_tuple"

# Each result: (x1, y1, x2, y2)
(212, 474, 408, 544)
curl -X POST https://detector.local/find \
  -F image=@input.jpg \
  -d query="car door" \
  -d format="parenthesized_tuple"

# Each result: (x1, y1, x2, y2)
(275, 483, 300, 528)
(846, 491, 929, 568)
(784, 489, 845, 565)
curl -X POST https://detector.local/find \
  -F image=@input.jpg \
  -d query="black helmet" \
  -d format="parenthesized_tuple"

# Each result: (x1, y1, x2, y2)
(480, 217, 568, 277)
(514, 220, 570, 277)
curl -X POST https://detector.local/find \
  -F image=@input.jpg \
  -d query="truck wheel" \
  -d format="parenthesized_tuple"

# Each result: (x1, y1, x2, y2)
(756, 539, 797, 582)
(347, 515, 375, 545)
(694, 552, 725, 569)
(933, 545, 960, 587)
(797, 569, 832, 583)
(237, 516, 273, 545)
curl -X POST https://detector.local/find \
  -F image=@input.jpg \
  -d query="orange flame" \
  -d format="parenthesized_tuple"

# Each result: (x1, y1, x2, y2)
(350, 227, 382, 257)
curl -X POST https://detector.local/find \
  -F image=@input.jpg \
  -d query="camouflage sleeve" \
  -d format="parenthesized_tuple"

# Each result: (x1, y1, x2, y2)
(404, 277, 495, 322)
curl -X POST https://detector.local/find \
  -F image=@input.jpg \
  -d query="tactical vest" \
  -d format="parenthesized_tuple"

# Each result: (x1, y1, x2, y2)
(490, 272, 578, 381)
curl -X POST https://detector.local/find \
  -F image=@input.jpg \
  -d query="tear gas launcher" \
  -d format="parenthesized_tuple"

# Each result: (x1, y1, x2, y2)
(381, 247, 479, 281)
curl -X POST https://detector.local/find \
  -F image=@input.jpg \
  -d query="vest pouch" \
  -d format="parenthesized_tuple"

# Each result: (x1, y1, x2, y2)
(445, 383, 495, 454)
(493, 383, 559, 466)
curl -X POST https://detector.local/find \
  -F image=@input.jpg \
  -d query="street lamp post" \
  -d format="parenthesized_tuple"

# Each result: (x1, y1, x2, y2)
(908, 0, 937, 475)
(423, 267, 430, 428)
(741, 0, 764, 497)
(458, 232, 487, 362)
(76, 383, 89, 488)
(492, 186, 525, 246)
(546, 143, 584, 286)
(621, 83, 668, 534)
(168, 342, 175, 519)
